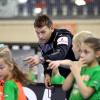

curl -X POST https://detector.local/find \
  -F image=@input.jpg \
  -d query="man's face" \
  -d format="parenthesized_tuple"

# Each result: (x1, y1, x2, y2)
(35, 26, 53, 43)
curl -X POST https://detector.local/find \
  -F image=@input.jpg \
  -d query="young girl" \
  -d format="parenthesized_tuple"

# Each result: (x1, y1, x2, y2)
(63, 37, 100, 100)
(0, 46, 30, 100)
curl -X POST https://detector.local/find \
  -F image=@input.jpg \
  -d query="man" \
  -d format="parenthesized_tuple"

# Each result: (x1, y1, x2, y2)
(25, 15, 75, 88)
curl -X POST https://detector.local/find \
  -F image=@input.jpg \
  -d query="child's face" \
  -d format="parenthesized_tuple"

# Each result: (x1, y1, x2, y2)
(72, 42, 81, 60)
(80, 43, 96, 65)
(0, 58, 12, 80)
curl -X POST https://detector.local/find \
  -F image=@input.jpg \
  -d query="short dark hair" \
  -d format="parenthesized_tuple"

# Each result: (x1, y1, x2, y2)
(34, 14, 53, 28)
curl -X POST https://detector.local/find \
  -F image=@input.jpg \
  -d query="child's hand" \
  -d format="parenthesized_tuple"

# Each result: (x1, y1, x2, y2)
(46, 60, 60, 69)
(70, 61, 81, 78)
(79, 58, 87, 67)
(44, 74, 53, 89)
(70, 59, 87, 78)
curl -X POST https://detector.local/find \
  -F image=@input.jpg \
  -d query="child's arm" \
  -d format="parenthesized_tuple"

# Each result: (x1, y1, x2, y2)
(47, 59, 73, 69)
(62, 72, 74, 91)
(70, 62, 95, 99)
(74, 74, 94, 99)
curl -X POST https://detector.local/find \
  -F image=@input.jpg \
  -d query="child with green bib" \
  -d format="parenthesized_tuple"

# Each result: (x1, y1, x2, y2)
(0, 45, 30, 100)
(63, 37, 100, 100)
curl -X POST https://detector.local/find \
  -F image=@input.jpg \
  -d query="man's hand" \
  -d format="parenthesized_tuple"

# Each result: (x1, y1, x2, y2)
(44, 74, 52, 88)
(24, 55, 40, 67)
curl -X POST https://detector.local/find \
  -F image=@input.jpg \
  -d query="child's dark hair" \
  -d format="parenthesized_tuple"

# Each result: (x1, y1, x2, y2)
(84, 37, 100, 64)
(34, 14, 53, 28)
(0, 47, 31, 85)
(84, 37, 100, 52)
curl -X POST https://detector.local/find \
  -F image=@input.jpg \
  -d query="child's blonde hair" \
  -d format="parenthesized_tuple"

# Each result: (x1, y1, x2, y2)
(73, 31, 94, 44)
(0, 45, 30, 85)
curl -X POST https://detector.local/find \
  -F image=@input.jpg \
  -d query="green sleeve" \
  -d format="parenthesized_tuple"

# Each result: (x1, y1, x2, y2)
(87, 72, 100, 91)
(4, 80, 18, 100)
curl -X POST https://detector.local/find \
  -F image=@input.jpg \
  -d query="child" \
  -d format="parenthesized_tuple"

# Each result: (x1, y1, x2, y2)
(0, 45, 30, 100)
(63, 37, 100, 100)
